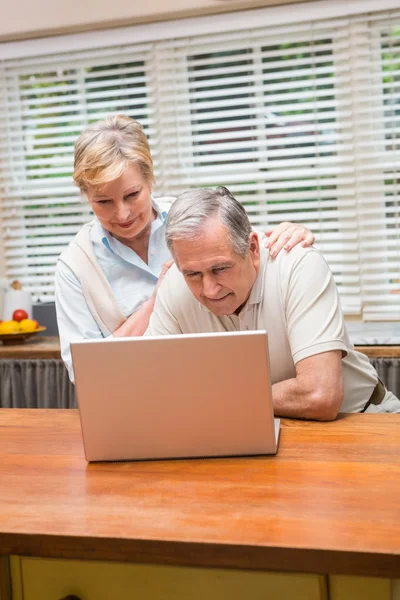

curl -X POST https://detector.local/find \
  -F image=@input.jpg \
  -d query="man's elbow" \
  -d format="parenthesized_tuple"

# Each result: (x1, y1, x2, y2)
(308, 384, 344, 421)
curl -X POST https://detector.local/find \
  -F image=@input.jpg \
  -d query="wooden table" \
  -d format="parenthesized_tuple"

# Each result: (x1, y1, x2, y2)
(0, 410, 399, 600)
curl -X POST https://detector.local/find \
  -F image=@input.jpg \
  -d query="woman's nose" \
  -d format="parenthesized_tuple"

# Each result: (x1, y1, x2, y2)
(115, 202, 131, 222)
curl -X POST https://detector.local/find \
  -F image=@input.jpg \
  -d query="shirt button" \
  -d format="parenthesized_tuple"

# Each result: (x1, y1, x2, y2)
(151, 250, 155, 255)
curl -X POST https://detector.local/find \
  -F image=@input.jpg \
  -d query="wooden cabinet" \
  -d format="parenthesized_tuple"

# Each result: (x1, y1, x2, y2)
(7, 557, 400, 600)
(10, 557, 328, 600)
(329, 576, 400, 600)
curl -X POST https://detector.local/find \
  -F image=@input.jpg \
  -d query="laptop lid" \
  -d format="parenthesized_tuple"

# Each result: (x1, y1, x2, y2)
(71, 330, 279, 462)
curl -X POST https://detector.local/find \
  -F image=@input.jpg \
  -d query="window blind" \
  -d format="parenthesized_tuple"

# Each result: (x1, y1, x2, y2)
(0, 5, 399, 319)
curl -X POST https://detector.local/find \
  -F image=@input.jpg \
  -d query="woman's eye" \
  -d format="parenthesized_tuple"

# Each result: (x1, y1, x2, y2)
(127, 192, 139, 199)
(97, 199, 111, 205)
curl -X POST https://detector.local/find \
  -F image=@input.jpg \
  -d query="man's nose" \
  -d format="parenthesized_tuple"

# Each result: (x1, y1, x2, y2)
(202, 275, 221, 299)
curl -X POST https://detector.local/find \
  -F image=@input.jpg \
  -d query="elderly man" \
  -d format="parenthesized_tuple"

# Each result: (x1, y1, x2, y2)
(146, 187, 400, 419)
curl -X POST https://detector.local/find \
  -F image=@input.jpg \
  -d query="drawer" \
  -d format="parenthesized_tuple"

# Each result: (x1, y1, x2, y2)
(329, 575, 400, 600)
(10, 556, 328, 600)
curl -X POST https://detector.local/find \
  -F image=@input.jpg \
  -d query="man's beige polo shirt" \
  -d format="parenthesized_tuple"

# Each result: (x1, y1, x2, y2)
(146, 245, 378, 412)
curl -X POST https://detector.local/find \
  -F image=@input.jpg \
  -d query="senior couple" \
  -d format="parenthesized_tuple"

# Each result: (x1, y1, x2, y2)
(56, 115, 400, 418)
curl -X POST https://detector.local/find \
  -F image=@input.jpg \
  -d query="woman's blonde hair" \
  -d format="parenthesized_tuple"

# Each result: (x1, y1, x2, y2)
(73, 114, 154, 193)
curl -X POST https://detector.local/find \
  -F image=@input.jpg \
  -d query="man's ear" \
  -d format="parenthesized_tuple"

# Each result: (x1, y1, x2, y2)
(248, 231, 260, 270)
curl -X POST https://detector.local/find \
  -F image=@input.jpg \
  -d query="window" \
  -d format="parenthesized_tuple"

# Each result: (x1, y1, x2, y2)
(0, 2, 399, 319)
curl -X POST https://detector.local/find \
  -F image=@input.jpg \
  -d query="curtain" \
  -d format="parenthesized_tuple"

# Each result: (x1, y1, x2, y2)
(0, 358, 398, 409)
(0, 359, 76, 408)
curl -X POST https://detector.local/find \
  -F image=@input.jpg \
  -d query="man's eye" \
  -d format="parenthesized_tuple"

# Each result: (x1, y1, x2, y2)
(97, 199, 111, 205)
(186, 273, 200, 278)
(214, 267, 227, 273)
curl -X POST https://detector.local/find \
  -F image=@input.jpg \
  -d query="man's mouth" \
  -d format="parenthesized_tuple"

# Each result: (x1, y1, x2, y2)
(206, 293, 231, 303)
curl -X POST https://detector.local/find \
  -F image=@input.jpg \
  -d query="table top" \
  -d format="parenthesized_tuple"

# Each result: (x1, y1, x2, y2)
(0, 409, 399, 576)
(0, 336, 399, 359)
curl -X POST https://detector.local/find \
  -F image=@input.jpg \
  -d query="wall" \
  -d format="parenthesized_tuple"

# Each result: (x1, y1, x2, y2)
(0, 0, 316, 42)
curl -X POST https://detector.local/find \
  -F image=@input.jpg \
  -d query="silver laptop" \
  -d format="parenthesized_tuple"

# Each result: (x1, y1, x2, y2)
(71, 330, 280, 462)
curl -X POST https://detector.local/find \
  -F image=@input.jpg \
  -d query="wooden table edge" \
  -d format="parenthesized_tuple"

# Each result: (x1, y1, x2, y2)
(0, 534, 399, 578)
(355, 345, 400, 358)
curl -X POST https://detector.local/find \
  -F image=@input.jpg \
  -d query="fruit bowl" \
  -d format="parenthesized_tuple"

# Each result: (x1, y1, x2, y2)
(0, 326, 47, 345)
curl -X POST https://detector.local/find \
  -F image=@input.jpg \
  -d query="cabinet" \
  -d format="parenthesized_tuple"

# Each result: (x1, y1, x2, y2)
(10, 557, 327, 600)
(7, 557, 400, 600)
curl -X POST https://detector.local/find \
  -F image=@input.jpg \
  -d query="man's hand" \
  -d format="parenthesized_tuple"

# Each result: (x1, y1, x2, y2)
(264, 222, 315, 258)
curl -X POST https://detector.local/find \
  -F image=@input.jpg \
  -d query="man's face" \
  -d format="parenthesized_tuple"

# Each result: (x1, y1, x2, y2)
(172, 218, 260, 316)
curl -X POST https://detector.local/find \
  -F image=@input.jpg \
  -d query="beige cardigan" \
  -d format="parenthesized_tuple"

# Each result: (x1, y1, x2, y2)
(59, 198, 174, 337)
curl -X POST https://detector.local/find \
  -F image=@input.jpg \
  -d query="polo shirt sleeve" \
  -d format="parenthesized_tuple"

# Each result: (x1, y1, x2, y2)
(284, 249, 348, 364)
(145, 269, 183, 336)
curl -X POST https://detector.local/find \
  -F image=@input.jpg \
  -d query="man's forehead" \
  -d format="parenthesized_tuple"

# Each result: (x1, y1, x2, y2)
(172, 224, 236, 271)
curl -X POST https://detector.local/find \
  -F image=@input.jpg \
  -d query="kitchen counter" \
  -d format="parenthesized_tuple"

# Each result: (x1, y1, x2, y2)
(0, 336, 61, 359)
(0, 335, 399, 359)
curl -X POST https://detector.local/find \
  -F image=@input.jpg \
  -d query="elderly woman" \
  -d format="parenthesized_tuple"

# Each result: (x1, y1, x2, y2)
(55, 114, 315, 381)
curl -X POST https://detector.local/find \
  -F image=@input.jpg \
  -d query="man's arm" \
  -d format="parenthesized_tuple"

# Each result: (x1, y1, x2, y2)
(272, 350, 344, 421)
(271, 248, 348, 421)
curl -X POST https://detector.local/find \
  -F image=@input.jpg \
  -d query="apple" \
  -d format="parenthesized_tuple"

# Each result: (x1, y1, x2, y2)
(12, 309, 29, 322)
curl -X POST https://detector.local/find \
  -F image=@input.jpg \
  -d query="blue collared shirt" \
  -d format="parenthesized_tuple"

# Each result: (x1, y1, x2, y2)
(55, 201, 171, 382)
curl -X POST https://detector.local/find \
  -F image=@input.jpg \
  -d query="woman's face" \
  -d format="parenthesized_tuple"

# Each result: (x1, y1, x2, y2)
(86, 163, 154, 244)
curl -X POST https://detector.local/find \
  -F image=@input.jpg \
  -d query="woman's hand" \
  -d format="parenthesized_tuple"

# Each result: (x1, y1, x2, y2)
(153, 260, 174, 298)
(264, 222, 315, 258)
(113, 260, 174, 338)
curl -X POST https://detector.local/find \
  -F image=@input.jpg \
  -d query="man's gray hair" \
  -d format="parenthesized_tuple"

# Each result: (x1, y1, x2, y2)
(166, 187, 252, 256)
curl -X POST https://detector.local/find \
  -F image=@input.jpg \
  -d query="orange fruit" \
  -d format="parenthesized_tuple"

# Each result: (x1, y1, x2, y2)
(0, 320, 21, 334)
(19, 319, 38, 332)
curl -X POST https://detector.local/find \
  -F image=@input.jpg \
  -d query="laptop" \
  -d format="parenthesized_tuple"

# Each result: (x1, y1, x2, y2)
(71, 330, 280, 462)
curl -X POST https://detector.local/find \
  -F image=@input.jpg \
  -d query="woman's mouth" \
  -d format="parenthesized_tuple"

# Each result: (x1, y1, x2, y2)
(116, 218, 136, 229)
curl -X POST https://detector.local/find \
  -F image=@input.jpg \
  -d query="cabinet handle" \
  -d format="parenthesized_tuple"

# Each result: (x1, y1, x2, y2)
(60, 596, 82, 600)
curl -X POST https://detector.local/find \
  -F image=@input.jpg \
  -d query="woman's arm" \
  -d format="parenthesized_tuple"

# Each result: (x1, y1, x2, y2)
(112, 260, 173, 338)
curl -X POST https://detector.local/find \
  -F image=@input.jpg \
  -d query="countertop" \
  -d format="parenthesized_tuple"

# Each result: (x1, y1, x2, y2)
(0, 410, 399, 577)
(0, 331, 400, 360)
(0, 336, 61, 359)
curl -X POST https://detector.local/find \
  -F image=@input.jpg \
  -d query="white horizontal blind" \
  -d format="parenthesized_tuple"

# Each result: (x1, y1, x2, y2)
(0, 44, 154, 301)
(0, 6, 399, 318)
(157, 13, 400, 317)
(353, 17, 400, 319)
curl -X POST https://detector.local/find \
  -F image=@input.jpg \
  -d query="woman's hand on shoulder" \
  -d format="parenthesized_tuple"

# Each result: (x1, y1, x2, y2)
(264, 222, 315, 258)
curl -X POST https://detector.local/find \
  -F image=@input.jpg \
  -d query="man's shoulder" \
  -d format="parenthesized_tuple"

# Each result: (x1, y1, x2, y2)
(266, 244, 326, 272)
